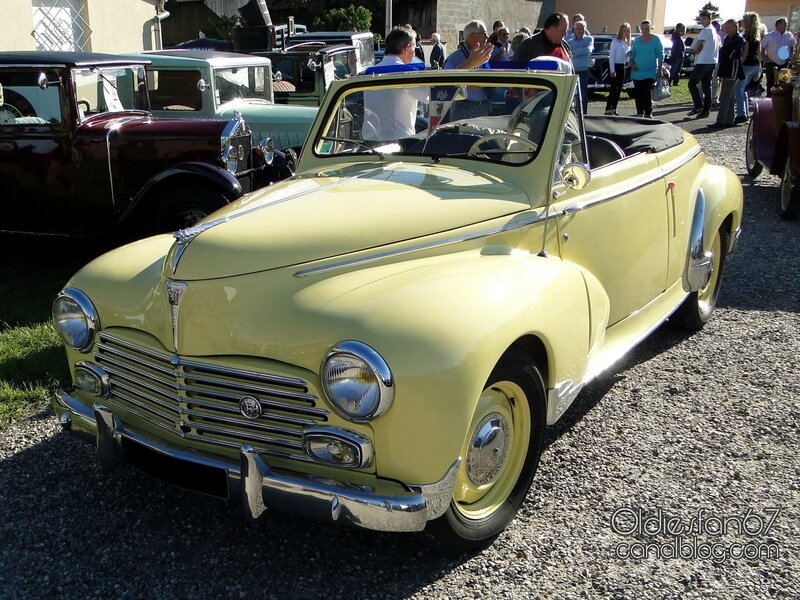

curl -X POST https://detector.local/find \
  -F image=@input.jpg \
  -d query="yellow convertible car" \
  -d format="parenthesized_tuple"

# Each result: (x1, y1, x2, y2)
(52, 59, 743, 553)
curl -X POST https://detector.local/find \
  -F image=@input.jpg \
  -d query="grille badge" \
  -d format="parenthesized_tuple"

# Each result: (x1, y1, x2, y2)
(239, 396, 263, 420)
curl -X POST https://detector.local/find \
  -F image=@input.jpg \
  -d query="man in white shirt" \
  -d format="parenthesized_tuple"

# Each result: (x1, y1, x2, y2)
(688, 11, 720, 118)
(761, 18, 796, 97)
(362, 27, 429, 142)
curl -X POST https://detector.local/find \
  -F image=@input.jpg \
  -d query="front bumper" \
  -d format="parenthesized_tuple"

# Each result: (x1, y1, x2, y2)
(54, 390, 458, 533)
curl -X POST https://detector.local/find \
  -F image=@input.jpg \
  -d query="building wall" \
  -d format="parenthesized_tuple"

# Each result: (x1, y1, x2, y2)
(747, 1, 795, 30)
(434, 0, 543, 49)
(87, 0, 160, 52)
(0, 0, 159, 53)
(2, 0, 38, 50)
(557, 0, 667, 34)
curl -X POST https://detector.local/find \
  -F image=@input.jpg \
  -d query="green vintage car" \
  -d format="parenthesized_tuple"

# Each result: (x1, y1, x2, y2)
(130, 50, 316, 149)
(52, 59, 743, 553)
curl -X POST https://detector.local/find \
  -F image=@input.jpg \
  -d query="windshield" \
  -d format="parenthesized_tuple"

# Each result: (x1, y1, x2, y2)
(314, 79, 555, 165)
(213, 66, 271, 103)
(72, 66, 148, 120)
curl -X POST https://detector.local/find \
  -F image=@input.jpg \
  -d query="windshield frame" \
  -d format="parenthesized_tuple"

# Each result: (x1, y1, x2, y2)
(311, 73, 558, 167)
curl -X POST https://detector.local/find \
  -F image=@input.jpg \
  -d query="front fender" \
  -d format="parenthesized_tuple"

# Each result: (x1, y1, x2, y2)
(134, 161, 243, 207)
(296, 250, 592, 483)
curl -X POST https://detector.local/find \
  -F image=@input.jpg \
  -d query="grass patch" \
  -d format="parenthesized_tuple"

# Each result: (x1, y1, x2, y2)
(0, 239, 104, 430)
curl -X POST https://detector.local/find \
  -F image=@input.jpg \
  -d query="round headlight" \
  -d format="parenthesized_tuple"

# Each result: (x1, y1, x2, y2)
(222, 144, 239, 174)
(52, 288, 98, 353)
(321, 341, 394, 422)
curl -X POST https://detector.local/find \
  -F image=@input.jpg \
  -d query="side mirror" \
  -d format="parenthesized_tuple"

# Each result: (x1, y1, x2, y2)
(561, 162, 591, 189)
(306, 59, 318, 72)
(274, 71, 283, 82)
(37, 72, 61, 90)
(197, 79, 208, 92)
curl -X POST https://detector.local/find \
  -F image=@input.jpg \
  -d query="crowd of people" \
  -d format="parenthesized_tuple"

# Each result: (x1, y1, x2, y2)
(363, 9, 796, 143)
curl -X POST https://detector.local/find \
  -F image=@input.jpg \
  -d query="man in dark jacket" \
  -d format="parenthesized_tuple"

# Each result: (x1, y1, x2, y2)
(711, 19, 744, 128)
(515, 12, 572, 64)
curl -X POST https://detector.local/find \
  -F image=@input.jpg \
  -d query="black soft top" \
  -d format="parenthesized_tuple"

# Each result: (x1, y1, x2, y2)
(0, 51, 150, 68)
(584, 115, 685, 154)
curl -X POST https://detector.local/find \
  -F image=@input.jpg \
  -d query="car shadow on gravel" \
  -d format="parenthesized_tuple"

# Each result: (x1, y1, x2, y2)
(0, 410, 472, 599)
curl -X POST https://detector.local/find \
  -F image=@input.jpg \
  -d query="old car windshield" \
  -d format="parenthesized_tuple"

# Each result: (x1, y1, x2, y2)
(314, 80, 554, 165)
(72, 66, 148, 119)
(214, 66, 270, 103)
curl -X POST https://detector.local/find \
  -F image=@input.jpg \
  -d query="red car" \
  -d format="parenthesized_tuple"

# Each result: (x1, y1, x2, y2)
(745, 54, 799, 219)
(0, 51, 290, 237)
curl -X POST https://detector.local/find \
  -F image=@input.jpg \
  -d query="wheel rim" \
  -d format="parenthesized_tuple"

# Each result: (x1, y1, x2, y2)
(697, 231, 722, 311)
(453, 380, 531, 520)
(781, 162, 795, 212)
(745, 121, 757, 172)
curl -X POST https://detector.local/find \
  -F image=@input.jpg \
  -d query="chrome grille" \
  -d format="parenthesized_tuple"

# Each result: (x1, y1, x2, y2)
(94, 332, 328, 461)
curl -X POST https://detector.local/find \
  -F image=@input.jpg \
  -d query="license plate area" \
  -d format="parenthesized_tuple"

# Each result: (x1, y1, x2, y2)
(121, 437, 230, 499)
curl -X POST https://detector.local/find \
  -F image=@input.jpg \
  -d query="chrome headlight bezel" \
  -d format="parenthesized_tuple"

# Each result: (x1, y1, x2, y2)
(221, 144, 239, 173)
(320, 340, 394, 422)
(52, 288, 99, 353)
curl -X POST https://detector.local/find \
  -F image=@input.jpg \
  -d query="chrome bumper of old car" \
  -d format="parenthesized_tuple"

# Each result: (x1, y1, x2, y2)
(54, 390, 458, 533)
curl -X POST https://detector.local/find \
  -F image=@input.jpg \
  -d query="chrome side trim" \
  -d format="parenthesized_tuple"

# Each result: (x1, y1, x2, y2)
(556, 146, 703, 216)
(546, 380, 584, 424)
(686, 189, 713, 292)
(294, 210, 550, 278)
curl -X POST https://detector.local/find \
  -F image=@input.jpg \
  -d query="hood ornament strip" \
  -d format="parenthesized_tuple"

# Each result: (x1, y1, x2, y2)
(166, 280, 188, 352)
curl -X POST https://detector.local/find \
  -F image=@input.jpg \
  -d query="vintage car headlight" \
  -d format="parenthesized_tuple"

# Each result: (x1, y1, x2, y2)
(74, 362, 110, 396)
(321, 341, 394, 422)
(52, 288, 98, 353)
(221, 144, 239, 174)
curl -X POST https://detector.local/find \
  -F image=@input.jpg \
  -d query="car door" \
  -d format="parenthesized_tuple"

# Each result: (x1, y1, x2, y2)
(0, 67, 75, 233)
(550, 94, 669, 326)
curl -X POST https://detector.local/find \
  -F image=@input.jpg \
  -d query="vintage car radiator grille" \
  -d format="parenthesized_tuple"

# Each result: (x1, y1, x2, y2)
(93, 332, 328, 462)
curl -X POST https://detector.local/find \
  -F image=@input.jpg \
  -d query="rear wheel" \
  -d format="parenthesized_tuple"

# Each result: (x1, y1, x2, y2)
(745, 119, 763, 178)
(155, 186, 228, 233)
(779, 157, 799, 220)
(424, 348, 546, 554)
(672, 227, 728, 330)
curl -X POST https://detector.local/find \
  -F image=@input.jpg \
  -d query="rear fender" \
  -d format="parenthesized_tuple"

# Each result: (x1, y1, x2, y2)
(773, 122, 800, 177)
(695, 165, 744, 255)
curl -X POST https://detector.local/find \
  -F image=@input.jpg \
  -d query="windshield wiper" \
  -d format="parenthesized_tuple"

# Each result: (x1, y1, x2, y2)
(319, 136, 384, 159)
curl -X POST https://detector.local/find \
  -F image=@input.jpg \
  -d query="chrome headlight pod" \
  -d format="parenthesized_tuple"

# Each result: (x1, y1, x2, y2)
(74, 362, 110, 396)
(321, 341, 394, 422)
(52, 288, 98, 353)
(221, 143, 239, 173)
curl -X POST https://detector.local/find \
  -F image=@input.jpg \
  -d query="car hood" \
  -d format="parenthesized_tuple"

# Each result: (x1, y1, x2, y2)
(167, 161, 531, 280)
(78, 111, 226, 139)
(216, 100, 317, 147)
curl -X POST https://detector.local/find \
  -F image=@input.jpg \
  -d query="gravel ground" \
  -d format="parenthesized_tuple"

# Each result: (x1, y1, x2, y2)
(1, 98, 798, 599)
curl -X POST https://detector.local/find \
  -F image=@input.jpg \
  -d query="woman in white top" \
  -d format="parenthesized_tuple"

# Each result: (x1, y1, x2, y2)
(605, 22, 631, 115)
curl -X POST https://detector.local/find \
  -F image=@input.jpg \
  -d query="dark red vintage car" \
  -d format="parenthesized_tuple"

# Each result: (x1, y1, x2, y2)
(745, 51, 800, 219)
(0, 52, 290, 237)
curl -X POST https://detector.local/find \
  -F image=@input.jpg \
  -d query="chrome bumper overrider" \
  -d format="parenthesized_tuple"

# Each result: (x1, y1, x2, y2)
(54, 390, 458, 533)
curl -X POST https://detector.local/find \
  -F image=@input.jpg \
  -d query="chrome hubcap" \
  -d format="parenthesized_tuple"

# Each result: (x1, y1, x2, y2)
(466, 412, 510, 486)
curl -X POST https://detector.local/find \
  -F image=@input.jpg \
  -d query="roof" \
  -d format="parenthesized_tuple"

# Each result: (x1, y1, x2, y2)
(287, 31, 373, 43)
(0, 51, 150, 68)
(142, 49, 271, 67)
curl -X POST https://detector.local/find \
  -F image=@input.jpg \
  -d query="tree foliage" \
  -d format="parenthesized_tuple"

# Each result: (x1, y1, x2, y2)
(305, 0, 382, 32)
(314, 5, 372, 31)
(695, 3, 721, 24)
(203, 15, 241, 41)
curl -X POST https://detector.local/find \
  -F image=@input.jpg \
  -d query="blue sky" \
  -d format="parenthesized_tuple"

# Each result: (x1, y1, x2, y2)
(664, 0, 746, 26)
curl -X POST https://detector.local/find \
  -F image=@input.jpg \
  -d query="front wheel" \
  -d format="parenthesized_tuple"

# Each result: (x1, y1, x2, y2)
(154, 186, 229, 233)
(745, 119, 763, 178)
(672, 227, 728, 330)
(424, 348, 546, 554)
(779, 156, 799, 220)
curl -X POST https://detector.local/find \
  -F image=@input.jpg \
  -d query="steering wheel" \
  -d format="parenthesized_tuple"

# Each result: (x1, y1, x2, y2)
(467, 133, 539, 157)
(77, 99, 91, 113)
